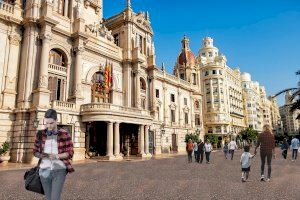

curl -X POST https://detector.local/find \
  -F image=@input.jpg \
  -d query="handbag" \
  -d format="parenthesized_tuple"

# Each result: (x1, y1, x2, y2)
(24, 131, 44, 195)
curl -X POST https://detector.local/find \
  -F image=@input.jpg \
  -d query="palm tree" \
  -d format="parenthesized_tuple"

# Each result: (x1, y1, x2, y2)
(272, 70, 300, 118)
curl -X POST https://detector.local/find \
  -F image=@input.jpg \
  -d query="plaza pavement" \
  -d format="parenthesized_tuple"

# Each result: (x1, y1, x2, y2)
(0, 148, 299, 200)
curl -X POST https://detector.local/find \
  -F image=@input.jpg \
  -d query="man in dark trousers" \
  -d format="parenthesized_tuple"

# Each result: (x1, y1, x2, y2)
(254, 124, 275, 182)
(197, 139, 204, 163)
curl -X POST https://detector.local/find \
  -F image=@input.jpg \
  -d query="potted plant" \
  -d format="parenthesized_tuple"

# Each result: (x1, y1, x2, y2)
(0, 141, 10, 164)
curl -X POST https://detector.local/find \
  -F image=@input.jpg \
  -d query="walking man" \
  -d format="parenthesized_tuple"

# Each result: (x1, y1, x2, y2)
(197, 139, 204, 163)
(186, 139, 194, 163)
(228, 139, 237, 160)
(291, 136, 300, 161)
(254, 124, 275, 182)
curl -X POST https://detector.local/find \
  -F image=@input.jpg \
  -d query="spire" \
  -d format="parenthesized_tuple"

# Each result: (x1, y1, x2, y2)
(161, 62, 165, 71)
(127, 0, 131, 9)
(181, 35, 190, 50)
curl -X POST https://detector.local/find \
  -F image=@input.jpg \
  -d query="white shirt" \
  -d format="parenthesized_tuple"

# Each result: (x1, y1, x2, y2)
(291, 138, 300, 149)
(204, 143, 212, 152)
(40, 135, 66, 170)
(193, 142, 198, 151)
(229, 141, 237, 150)
(240, 152, 254, 168)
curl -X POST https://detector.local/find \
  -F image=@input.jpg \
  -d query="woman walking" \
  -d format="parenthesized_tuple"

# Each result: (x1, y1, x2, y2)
(33, 109, 74, 200)
(204, 140, 213, 164)
(223, 141, 229, 159)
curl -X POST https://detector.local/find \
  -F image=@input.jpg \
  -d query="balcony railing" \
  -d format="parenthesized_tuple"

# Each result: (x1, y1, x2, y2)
(80, 103, 151, 116)
(48, 63, 67, 74)
(0, 2, 14, 14)
(51, 100, 77, 112)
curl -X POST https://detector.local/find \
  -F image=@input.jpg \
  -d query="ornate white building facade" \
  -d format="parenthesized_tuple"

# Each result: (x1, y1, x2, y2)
(0, 0, 205, 163)
(0, 0, 279, 163)
(280, 91, 300, 134)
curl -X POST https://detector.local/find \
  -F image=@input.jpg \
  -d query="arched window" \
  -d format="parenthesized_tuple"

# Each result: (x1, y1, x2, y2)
(48, 49, 67, 102)
(49, 49, 65, 66)
(140, 78, 146, 90)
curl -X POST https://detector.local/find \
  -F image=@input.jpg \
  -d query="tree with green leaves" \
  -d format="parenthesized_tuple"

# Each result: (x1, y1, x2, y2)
(204, 134, 218, 145)
(239, 128, 259, 144)
(184, 133, 199, 143)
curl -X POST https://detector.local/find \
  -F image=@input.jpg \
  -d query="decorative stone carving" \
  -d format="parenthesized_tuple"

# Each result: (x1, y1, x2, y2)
(9, 35, 21, 46)
(134, 12, 153, 33)
(74, 83, 82, 96)
(85, 23, 113, 42)
(38, 75, 48, 88)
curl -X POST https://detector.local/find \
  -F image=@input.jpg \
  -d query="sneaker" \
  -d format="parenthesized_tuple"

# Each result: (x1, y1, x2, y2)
(241, 177, 246, 182)
(292, 159, 295, 162)
(265, 178, 270, 182)
(260, 175, 265, 181)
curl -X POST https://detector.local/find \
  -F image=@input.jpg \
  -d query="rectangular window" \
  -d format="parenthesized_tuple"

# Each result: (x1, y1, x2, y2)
(184, 98, 187, 105)
(156, 89, 159, 98)
(205, 71, 209, 76)
(180, 74, 185, 80)
(139, 35, 143, 53)
(185, 113, 188, 124)
(209, 52, 213, 57)
(201, 52, 206, 56)
(212, 70, 217, 74)
(171, 94, 175, 102)
(57, 78, 61, 101)
(171, 110, 175, 122)
(192, 73, 197, 85)
(195, 114, 200, 125)
(113, 34, 120, 47)
(219, 70, 223, 75)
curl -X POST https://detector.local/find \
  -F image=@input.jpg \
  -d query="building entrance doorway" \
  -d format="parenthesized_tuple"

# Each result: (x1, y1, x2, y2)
(86, 122, 107, 156)
(172, 134, 178, 152)
(120, 123, 139, 156)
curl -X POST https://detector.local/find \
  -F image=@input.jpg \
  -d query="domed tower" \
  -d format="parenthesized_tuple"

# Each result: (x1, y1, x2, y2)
(198, 37, 219, 62)
(174, 36, 198, 84)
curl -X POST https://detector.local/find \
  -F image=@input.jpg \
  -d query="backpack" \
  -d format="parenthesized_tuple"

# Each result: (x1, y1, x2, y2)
(187, 142, 194, 151)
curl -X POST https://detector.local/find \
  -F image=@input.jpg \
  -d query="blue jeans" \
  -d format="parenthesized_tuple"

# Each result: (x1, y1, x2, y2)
(39, 169, 67, 200)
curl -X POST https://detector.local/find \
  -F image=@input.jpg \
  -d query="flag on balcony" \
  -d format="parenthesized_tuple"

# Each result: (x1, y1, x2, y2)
(104, 62, 113, 91)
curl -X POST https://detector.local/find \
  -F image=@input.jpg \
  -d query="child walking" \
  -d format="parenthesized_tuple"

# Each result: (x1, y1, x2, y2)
(240, 145, 255, 182)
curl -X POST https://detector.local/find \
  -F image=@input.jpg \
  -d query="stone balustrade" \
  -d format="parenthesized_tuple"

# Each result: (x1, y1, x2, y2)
(81, 103, 151, 116)
(48, 63, 67, 74)
(51, 100, 77, 112)
(0, 2, 14, 14)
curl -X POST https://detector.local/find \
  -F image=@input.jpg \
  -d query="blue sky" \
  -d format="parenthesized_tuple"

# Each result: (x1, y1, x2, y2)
(103, 0, 300, 106)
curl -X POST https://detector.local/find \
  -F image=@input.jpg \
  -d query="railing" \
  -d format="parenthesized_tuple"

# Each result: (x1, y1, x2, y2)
(48, 63, 67, 73)
(0, 2, 14, 14)
(80, 103, 151, 116)
(52, 100, 76, 111)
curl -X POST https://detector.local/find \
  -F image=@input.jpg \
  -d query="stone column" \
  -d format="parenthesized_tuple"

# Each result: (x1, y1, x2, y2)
(64, 0, 69, 17)
(139, 124, 145, 155)
(2, 34, 21, 108)
(114, 122, 122, 160)
(38, 33, 51, 89)
(32, 30, 52, 108)
(144, 125, 150, 155)
(71, 46, 84, 103)
(210, 79, 214, 109)
(135, 70, 141, 108)
(106, 122, 114, 158)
